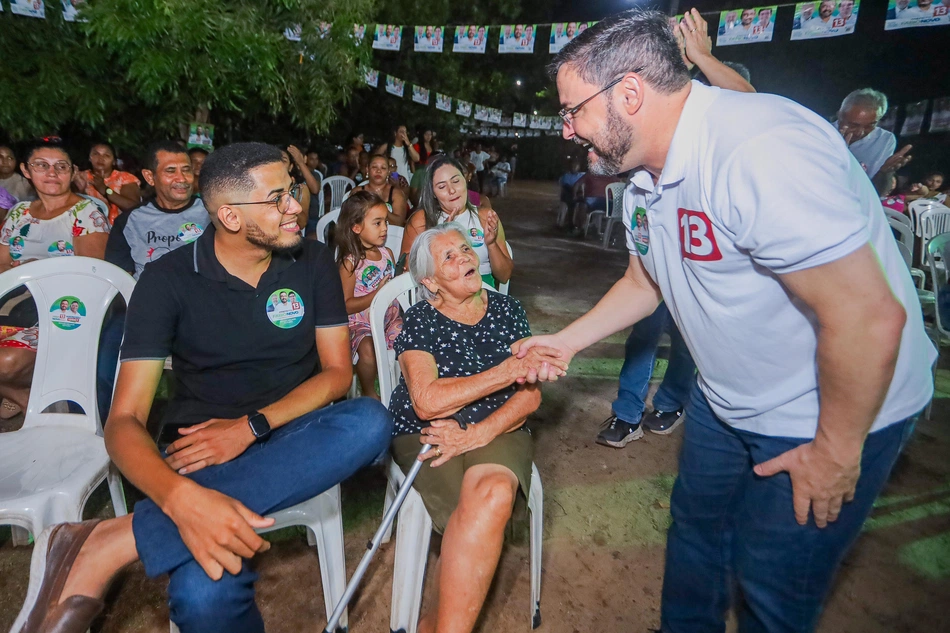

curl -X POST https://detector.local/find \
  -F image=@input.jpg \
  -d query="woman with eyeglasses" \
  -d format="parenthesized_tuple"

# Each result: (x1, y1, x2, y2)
(0, 140, 111, 419)
(73, 141, 141, 224)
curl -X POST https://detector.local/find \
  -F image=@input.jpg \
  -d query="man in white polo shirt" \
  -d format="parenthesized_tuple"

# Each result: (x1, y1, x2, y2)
(522, 10, 936, 632)
(836, 88, 912, 192)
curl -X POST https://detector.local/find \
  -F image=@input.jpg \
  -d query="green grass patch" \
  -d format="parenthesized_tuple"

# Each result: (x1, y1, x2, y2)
(898, 533, 950, 579)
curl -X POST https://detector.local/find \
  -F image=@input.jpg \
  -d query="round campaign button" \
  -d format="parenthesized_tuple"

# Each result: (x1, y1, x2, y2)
(48, 240, 75, 257)
(50, 296, 86, 331)
(468, 227, 485, 248)
(265, 288, 305, 329)
(631, 207, 649, 256)
(178, 222, 204, 244)
(9, 236, 25, 260)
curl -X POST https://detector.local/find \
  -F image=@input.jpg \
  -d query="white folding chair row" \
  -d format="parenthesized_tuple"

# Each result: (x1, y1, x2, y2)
(602, 182, 628, 249)
(924, 233, 950, 421)
(888, 217, 928, 294)
(316, 208, 341, 244)
(368, 274, 543, 633)
(919, 206, 950, 266)
(884, 206, 912, 229)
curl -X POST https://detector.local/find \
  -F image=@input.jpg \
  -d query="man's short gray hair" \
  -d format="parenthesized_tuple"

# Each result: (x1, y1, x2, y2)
(839, 88, 889, 120)
(408, 222, 472, 302)
(548, 9, 691, 95)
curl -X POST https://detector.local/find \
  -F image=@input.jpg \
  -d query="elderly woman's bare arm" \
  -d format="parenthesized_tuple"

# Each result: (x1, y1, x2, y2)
(400, 346, 563, 421)
(419, 384, 542, 467)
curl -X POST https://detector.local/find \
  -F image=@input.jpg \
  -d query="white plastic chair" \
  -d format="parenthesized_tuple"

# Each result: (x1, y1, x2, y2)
(919, 207, 950, 273)
(323, 176, 355, 213)
(368, 276, 544, 633)
(909, 198, 944, 235)
(497, 241, 513, 296)
(169, 485, 348, 633)
(316, 208, 341, 244)
(888, 217, 928, 298)
(386, 225, 405, 257)
(0, 258, 131, 543)
(884, 206, 912, 229)
(601, 182, 628, 249)
(925, 233, 950, 420)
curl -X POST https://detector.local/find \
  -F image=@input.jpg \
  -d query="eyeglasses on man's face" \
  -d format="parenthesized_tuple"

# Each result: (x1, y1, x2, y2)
(227, 183, 303, 214)
(558, 69, 643, 127)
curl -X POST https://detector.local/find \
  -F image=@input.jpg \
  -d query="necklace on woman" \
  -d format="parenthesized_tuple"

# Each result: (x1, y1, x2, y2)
(366, 182, 388, 197)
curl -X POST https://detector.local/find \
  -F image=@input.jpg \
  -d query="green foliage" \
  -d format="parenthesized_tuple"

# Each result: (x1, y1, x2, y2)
(0, 0, 376, 145)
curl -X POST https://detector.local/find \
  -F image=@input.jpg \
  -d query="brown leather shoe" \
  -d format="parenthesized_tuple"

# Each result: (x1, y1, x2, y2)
(10, 520, 105, 633)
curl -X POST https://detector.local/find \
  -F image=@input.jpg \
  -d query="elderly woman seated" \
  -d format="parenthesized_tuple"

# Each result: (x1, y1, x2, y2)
(388, 223, 565, 633)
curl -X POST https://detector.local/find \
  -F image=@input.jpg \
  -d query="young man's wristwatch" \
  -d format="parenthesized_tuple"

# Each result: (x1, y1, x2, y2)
(247, 411, 272, 442)
(105, 187, 115, 196)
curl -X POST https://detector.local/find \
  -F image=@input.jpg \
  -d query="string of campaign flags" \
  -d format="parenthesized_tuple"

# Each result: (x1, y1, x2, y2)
(366, 63, 950, 140)
(362, 68, 562, 139)
(8, 1, 947, 42)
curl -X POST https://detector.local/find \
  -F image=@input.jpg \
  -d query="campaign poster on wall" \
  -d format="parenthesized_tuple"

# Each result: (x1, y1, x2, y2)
(187, 123, 214, 151)
(435, 93, 453, 112)
(453, 26, 489, 53)
(489, 108, 503, 124)
(716, 6, 778, 45)
(549, 22, 595, 53)
(929, 97, 950, 133)
(790, 1, 859, 40)
(900, 101, 928, 136)
(385, 75, 405, 98)
(456, 100, 472, 117)
(412, 86, 430, 105)
(373, 25, 403, 51)
(885, 0, 950, 30)
(498, 24, 538, 53)
(364, 68, 379, 88)
(414, 25, 445, 52)
(10, 0, 45, 18)
(474, 104, 490, 122)
(513, 113, 527, 127)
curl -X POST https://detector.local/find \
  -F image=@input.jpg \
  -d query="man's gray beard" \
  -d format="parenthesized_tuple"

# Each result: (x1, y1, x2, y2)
(246, 218, 301, 254)
(586, 100, 634, 176)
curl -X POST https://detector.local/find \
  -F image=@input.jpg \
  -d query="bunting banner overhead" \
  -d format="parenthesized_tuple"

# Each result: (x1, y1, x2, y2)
(716, 6, 778, 45)
(790, 1, 860, 39)
(453, 26, 489, 53)
(498, 24, 538, 53)
(414, 25, 445, 52)
(373, 24, 403, 50)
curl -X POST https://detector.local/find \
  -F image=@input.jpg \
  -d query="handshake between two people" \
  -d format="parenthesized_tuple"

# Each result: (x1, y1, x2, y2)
(507, 333, 575, 384)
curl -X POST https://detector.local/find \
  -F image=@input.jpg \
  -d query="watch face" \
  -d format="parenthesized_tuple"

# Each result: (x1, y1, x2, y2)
(249, 413, 270, 437)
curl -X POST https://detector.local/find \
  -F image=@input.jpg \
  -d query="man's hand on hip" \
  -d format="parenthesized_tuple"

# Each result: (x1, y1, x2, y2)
(754, 437, 862, 528)
(165, 416, 257, 475)
(164, 481, 274, 580)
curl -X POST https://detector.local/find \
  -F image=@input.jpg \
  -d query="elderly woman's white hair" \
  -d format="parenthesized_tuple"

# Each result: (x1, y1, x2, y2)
(408, 222, 474, 301)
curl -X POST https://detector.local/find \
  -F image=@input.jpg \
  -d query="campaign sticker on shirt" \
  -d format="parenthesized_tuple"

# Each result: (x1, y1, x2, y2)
(178, 222, 204, 243)
(361, 264, 385, 289)
(50, 296, 86, 331)
(265, 288, 305, 329)
(468, 227, 485, 247)
(9, 236, 25, 260)
(48, 240, 75, 257)
(631, 206, 650, 255)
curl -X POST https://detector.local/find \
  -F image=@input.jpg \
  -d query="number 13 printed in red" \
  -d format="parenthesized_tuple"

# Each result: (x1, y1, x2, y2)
(678, 209, 723, 261)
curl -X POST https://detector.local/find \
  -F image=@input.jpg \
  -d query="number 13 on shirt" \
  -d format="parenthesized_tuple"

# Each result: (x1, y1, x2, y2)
(678, 208, 722, 261)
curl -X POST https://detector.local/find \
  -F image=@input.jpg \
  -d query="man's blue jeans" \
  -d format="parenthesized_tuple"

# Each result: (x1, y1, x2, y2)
(612, 302, 695, 424)
(661, 382, 917, 633)
(131, 398, 393, 633)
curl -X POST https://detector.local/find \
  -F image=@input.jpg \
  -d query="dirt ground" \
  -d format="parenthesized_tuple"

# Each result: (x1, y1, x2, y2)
(1, 180, 948, 632)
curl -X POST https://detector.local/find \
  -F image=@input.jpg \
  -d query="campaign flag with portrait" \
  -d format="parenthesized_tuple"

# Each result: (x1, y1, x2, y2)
(352, 24, 367, 44)
(930, 97, 950, 133)
(716, 6, 778, 45)
(414, 25, 445, 52)
(435, 93, 453, 112)
(412, 86, 430, 105)
(499, 24, 538, 53)
(790, 1, 860, 40)
(474, 105, 490, 122)
(373, 25, 403, 51)
(385, 75, 405, 97)
(453, 25, 489, 53)
(885, 0, 950, 30)
(186, 123, 214, 151)
(513, 113, 527, 127)
(901, 101, 928, 136)
(61, 0, 86, 22)
(549, 21, 595, 53)
(456, 100, 472, 117)
(364, 68, 379, 87)
(10, 0, 45, 18)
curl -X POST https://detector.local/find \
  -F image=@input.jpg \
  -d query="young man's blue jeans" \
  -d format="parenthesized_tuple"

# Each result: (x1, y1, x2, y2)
(131, 398, 393, 633)
(661, 381, 917, 633)
(612, 302, 695, 424)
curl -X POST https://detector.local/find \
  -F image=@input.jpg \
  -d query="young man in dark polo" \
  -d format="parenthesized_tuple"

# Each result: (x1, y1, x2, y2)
(11, 143, 392, 633)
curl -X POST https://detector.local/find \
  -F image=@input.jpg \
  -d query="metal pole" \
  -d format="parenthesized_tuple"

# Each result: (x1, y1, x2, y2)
(324, 444, 433, 633)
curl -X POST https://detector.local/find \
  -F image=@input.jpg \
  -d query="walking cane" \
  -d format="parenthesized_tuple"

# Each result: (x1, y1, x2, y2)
(324, 443, 433, 633)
